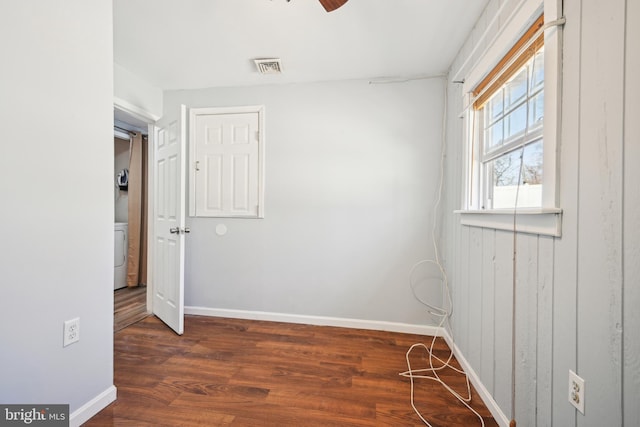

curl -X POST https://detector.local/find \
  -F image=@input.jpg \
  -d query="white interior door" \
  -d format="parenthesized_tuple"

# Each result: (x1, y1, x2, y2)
(192, 111, 261, 217)
(152, 105, 187, 334)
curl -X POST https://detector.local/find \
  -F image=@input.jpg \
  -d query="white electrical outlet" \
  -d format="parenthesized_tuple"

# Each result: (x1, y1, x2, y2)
(569, 370, 585, 414)
(63, 318, 80, 347)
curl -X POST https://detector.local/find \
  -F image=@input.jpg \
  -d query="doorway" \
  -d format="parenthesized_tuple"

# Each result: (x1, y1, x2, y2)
(113, 106, 153, 331)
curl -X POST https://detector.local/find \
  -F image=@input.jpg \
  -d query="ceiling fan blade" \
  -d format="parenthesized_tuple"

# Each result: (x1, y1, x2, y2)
(318, 0, 349, 12)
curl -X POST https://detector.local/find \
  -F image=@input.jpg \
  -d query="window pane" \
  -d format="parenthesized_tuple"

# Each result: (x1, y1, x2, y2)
(490, 149, 520, 188)
(504, 68, 527, 110)
(530, 48, 544, 94)
(522, 140, 543, 186)
(488, 140, 543, 209)
(485, 120, 504, 152)
(528, 90, 544, 129)
(504, 103, 527, 141)
(486, 89, 504, 123)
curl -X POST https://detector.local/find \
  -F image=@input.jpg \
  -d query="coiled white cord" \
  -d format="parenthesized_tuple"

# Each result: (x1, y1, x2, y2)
(400, 78, 485, 427)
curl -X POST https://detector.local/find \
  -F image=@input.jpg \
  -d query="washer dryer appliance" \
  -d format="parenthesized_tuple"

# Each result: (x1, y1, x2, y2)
(114, 222, 128, 290)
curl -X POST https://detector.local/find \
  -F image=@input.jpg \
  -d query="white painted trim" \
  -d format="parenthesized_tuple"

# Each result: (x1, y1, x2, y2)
(69, 385, 116, 427)
(442, 331, 511, 427)
(542, 0, 563, 208)
(184, 306, 443, 337)
(114, 96, 160, 123)
(456, 208, 562, 236)
(146, 124, 156, 314)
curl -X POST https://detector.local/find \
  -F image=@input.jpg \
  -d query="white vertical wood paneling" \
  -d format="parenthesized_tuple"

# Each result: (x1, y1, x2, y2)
(514, 234, 538, 426)
(446, 85, 465, 344)
(443, 1, 636, 425)
(458, 226, 471, 353)
(481, 228, 496, 393)
(445, 85, 463, 307)
(493, 230, 514, 418)
(450, 218, 460, 336)
(468, 227, 484, 370)
(577, 0, 625, 425)
(623, 0, 640, 424)
(536, 235, 554, 427)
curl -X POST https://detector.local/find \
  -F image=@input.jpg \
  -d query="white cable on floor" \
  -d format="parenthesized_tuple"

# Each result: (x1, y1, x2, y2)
(401, 270, 485, 427)
(400, 77, 485, 427)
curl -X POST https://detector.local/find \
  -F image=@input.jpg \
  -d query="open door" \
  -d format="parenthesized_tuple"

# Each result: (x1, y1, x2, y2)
(152, 105, 187, 334)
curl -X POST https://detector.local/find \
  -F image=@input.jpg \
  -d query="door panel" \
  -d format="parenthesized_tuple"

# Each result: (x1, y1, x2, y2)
(194, 112, 260, 217)
(232, 154, 250, 211)
(152, 106, 186, 335)
(205, 154, 224, 211)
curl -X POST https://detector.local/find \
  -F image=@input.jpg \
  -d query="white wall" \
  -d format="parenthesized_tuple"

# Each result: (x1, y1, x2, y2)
(165, 78, 445, 326)
(0, 0, 115, 421)
(443, 0, 640, 426)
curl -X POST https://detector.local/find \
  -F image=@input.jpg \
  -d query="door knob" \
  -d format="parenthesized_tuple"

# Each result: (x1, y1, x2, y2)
(169, 227, 180, 234)
(183, 227, 190, 234)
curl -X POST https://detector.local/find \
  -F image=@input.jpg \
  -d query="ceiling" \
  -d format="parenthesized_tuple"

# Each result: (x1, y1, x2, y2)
(113, 0, 488, 91)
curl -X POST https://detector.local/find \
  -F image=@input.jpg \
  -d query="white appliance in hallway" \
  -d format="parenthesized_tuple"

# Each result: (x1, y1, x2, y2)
(114, 222, 128, 290)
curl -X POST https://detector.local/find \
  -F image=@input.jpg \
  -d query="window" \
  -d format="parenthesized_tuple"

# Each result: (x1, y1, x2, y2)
(477, 44, 545, 209)
(471, 14, 544, 210)
(459, 6, 563, 236)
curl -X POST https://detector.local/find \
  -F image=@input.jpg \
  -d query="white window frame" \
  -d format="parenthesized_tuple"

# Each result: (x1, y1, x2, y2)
(458, 0, 563, 237)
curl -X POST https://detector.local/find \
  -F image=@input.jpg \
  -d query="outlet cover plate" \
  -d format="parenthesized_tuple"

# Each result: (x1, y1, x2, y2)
(63, 318, 80, 347)
(569, 370, 585, 414)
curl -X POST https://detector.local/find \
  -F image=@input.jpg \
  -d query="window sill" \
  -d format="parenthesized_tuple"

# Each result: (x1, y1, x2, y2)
(455, 208, 562, 237)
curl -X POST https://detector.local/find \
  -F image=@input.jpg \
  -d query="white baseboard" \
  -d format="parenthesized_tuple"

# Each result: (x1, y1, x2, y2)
(70, 385, 117, 427)
(185, 306, 443, 337)
(441, 330, 510, 427)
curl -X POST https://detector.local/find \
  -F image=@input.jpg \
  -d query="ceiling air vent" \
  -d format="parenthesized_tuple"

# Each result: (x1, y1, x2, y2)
(254, 58, 283, 74)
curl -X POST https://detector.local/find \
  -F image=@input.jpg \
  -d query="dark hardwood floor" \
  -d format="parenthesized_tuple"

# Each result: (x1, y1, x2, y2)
(114, 286, 148, 332)
(87, 315, 498, 426)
